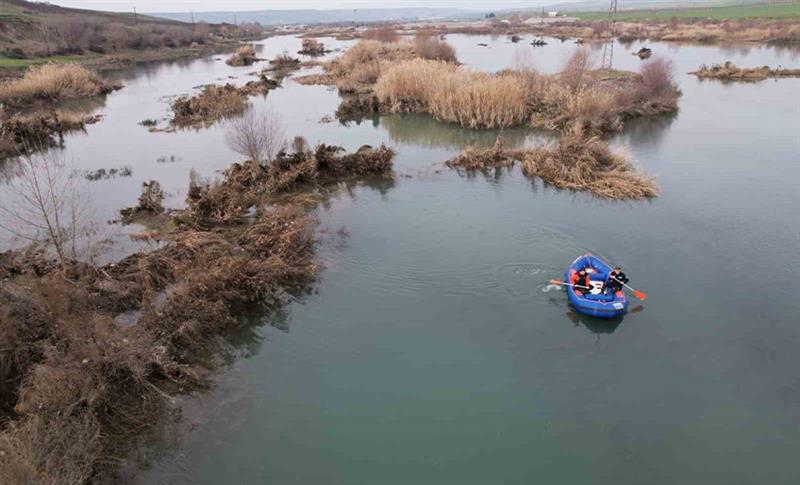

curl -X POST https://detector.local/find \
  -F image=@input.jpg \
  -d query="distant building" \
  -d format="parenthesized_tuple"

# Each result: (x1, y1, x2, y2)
(548, 11, 559, 17)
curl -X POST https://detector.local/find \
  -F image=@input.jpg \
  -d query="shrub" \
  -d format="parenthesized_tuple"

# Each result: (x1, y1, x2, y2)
(299, 38, 326, 56)
(226, 45, 258, 66)
(639, 57, 677, 98)
(413, 36, 457, 62)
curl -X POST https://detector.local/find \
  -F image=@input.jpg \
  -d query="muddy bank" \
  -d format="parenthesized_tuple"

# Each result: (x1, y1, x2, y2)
(0, 142, 394, 484)
(690, 61, 800, 81)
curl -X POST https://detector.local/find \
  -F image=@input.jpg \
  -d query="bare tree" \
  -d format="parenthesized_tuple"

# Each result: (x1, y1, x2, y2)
(561, 49, 594, 94)
(225, 109, 285, 164)
(0, 150, 89, 272)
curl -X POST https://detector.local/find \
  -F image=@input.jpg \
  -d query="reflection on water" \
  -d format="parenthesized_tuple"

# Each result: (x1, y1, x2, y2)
(379, 112, 538, 150)
(566, 309, 624, 335)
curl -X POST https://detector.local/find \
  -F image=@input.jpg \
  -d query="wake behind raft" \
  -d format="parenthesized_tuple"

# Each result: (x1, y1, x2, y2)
(563, 254, 629, 319)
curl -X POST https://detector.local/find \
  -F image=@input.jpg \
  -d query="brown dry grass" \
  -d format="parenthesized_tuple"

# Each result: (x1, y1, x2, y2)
(0, 64, 122, 107)
(691, 61, 800, 81)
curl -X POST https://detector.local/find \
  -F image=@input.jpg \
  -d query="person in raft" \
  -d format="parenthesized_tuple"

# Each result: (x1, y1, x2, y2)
(606, 267, 629, 295)
(570, 268, 591, 296)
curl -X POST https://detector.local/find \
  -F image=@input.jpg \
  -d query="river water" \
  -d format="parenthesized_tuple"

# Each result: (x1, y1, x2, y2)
(3, 34, 800, 484)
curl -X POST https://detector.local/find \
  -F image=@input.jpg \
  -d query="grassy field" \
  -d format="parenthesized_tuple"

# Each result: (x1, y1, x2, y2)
(0, 54, 87, 68)
(575, 2, 800, 20)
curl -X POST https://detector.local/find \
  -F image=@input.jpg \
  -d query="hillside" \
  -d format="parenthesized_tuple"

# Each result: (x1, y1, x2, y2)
(0, 0, 259, 70)
(153, 7, 476, 25)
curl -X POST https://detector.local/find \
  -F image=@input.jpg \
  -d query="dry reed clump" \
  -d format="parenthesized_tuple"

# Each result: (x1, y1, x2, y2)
(299, 38, 327, 56)
(375, 59, 528, 129)
(267, 52, 302, 77)
(0, 64, 122, 107)
(691, 61, 800, 82)
(446, 134, 658, 200)
(323, 40, 416, 94)
(521, 134, 658, 199)
(226, 45, 259, 66)
(170, 84, 248, 127)
(445, 136, 522, 171)
(370, 50, 679, 134)
(413, 34, 457, 62)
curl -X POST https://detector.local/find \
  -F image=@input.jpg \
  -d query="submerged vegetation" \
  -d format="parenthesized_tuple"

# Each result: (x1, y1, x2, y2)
(447, 134, 657, 200)
(691, 61, 800, 82)
(0, 138, 395, 484)
(0, 63, 121, 108)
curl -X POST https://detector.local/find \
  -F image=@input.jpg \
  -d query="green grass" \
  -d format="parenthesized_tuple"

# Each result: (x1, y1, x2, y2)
(0, 54, 86, 68)
(575, 2, 800, 20)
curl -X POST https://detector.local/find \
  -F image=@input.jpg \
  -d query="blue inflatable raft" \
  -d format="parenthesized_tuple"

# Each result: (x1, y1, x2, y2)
(564, 254, 629, 319)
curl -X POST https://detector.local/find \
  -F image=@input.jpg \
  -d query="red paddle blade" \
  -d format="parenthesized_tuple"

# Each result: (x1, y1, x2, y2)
(550, 279, 566, 285)
(633, 290, 648, 301)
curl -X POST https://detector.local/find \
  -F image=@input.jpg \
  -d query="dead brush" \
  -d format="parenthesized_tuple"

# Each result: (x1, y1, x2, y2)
(299, 38, 327, 56)
(226, 45, 259, 66)
(0, 63, 121, 107)
(445, 136, 522, 171)
(521, 133, 658, 199)
(0, 111, 87, 158)
(170, 84, 248, 127)
(691, 61, 800, 82)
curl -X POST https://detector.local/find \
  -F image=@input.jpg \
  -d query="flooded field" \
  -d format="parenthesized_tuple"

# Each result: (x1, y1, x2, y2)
(3, 34, 800, 484)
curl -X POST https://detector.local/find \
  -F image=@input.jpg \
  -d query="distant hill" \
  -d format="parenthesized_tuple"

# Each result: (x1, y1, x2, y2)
(152, 8, 478, 26)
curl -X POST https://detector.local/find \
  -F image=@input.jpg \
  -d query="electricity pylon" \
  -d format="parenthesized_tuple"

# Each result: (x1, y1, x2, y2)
(601, 0, 619, 69)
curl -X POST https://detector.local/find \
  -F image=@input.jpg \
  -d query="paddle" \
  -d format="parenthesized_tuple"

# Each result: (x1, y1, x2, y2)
(549, 279, 591, 291)
(610, 276, 648, 301)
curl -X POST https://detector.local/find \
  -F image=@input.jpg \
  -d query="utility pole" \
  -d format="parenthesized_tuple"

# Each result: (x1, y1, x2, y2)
(133, 6, 138, 25)
(191, 11, 195, 25)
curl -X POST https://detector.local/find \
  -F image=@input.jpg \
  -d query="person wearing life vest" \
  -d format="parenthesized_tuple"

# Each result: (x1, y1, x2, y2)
(606, 267, 629, 295)
(570, 268, 591, 296)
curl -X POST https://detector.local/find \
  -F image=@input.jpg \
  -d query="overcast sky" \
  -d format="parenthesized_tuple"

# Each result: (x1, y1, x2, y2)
(48, 0, 577, 13)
